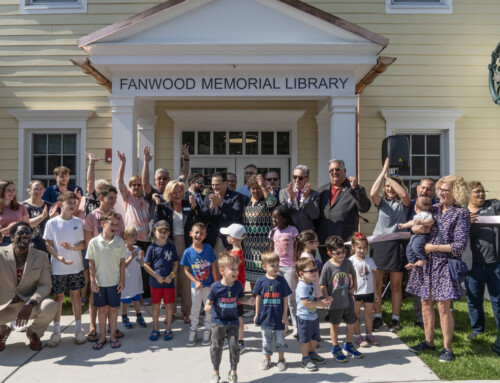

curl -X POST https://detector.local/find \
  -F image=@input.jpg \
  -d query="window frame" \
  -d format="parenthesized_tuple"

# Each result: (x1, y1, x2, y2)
(386, 0, 453, 14)
(20, 0, 87, 14)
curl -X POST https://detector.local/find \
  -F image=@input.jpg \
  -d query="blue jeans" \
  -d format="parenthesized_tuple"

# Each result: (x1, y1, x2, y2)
(464, 263, 500, 334)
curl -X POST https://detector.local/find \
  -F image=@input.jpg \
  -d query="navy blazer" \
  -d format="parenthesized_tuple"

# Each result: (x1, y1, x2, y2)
(154, 199, 202, 248)
(202, 189, 244, 248)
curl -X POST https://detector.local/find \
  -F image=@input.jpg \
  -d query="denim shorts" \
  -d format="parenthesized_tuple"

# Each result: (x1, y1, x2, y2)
(94, 285, 121, 308)
(261, 328, 287, 356)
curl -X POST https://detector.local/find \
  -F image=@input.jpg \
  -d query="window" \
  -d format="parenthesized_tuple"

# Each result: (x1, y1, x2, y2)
(32, 134, 78, 187)
(20, 0, 87, 14)
(386, 0, 452, 14)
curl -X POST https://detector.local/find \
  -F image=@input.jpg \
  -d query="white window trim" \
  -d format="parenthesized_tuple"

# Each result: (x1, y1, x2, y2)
(380, 109, 464, 177)
(8, 109, 93, 200)
(20, 0, 87, 14)
(386, 0, 453, 14)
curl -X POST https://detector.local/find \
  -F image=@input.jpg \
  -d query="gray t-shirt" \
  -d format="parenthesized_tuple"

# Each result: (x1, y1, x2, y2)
(468, 199, 500, 264)
(319, 258, 355, 310)
(373, 197, 408, 235)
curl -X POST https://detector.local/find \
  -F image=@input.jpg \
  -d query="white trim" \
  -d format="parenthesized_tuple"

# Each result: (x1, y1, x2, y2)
(386, 0, 453, 14)
(8, 109, 93, 200)
(381, 109, 464, 176)
(167, 110, 304, 179)
(20, 0, 87, 14)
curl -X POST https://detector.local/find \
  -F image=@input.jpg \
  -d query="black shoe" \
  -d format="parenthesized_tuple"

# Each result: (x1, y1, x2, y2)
(409, 341, 435, 353)
(389, 319, 401, 332)
(372, 317, 383, 331)
(439, 348, 454, 363)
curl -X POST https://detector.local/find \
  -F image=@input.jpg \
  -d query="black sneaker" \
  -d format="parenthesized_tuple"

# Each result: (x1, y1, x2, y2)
(409, 341, 436, 353)
(389, 319, 401, 332)
(372, 317, 383, 331)
(439, 348, 454, 363)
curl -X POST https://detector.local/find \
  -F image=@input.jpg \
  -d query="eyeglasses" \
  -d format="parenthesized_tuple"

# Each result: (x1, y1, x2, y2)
(131, 184, 142, 187)
(329, 249, 346, 256)
(437, 188, 451, 193)
(156, 177, 169, 181)
(329, 168, 342, 173)
(16, 230, 32, 236)
(472, 189, 488, 195)
(266, 177, 278, 182)
(293, 175, 305, 181)
(195, 180, 205, 185)
(303, 268, 318, 274)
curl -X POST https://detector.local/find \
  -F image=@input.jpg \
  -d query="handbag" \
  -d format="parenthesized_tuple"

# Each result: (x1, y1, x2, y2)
(435, 210, 468, 285)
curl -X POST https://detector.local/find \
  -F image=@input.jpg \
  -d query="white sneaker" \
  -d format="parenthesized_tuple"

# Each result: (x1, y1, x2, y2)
(47, 333, 61, 347)
(74, 330, 86, 345)
(187, 331, 197, 347)
(202, 330, 212, 346)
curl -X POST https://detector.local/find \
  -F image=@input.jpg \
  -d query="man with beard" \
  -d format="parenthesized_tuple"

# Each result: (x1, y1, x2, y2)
(0, 222, 57, 351)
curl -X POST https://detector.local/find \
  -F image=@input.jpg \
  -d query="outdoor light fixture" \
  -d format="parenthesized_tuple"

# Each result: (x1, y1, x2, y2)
(488, 42, 500, 105)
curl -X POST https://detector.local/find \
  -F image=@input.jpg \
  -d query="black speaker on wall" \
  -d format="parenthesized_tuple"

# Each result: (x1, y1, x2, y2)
(382, 135, 409, 169)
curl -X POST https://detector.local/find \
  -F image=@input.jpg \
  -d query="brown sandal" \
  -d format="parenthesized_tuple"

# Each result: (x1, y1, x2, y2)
(183, 315, 191, 324)
(87, 330, 98, 343)
(0, 325, 12, 352)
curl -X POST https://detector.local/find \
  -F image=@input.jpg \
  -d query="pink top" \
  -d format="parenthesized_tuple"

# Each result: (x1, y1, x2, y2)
(0, 204, 28, 236)
(84, 209, 125, 238)
(269, 225, 299, 267)
(300, 252, 322, 297)
(119, 184, 150, 242)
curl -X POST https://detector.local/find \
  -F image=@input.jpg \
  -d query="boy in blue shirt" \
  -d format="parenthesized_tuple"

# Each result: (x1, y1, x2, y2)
(143, 220, 178, 341)
(181, 222, 218, 347)
(296, 257, 330, 371)
(252, 251, 292, 372)
(205, 252, 255, 383)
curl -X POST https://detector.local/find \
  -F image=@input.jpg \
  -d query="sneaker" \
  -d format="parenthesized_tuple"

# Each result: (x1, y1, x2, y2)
(331, 345, 347, 363)
(301, 358, 318, 371)
(409, 341, 436, 353)
(439, 348, 454, 363)
(210, 375, 220, 383)
(261, 358, 271, 370)
(467, 331, 480, 341)
(292, 330, 298, 339)
(149, 330, 160, 341)
(390, 319, 402, 333)
(277, 359, 287, 371)
(228, 373, 238, 383)
(310, 352, 326, 364)
(344, 343, 363, 359)
(187, 331, 197, 347)
(202, 330, 212, 346)
(143, 298, 152, 306)
(80, 297, 88, 306)
(355, 335, 368, 347)
(223, 339, 229, 350)
(372, 317, 383, 331)
(238, 341, 246, 354)
(136, 316, 147, 328)
(26, 328, 42, 351)
(164, 330, 173, 341)
(366, 334, 380, 346)
(122, 317, 133, 329)
(47, 333, 61, 348)
(74, 330, 86, 345)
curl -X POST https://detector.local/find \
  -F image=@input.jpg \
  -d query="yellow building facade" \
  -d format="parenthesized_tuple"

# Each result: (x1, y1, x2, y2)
(1, 0, 500, 232)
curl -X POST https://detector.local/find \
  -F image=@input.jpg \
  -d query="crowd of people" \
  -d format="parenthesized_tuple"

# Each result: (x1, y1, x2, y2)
(1, 145, 499, 381)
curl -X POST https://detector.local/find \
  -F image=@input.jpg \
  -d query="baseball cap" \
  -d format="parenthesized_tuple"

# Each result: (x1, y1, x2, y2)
(220, 224, 246, 240)
(153, 220, 170, 231)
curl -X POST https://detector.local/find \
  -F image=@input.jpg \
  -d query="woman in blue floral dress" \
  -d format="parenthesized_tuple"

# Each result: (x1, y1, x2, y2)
(407, 175, 470, 363)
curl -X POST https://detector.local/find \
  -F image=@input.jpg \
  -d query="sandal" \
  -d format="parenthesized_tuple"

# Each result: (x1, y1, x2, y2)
(183, 315, 191, 325)
(107, 329, 124, 339)
(0, 325, 12, 352)
(164, 330, 173, 341)
(110, 339, 121, 349)
(87, 330, 98, 343)
(92, 340, 107, 350)
(149, 330, 160, 341)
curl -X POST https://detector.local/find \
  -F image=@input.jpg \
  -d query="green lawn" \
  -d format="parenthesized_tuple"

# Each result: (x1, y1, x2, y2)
(382, 296, 500, 380)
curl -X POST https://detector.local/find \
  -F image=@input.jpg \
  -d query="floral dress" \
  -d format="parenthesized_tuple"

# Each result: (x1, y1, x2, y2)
(406, 204, 470, 301)
(242, 193, 277, 282)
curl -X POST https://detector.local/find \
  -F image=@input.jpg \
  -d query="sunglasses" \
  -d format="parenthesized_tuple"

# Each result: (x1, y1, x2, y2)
(293, 175, 305, 181)
(266, 177, 278, 182)
(303, 268, 318, 274)
(16, 230, 32, 236)
(330, 249, 346, 256)
(195, 180, 205, 185)
(329, 168, 342, 173)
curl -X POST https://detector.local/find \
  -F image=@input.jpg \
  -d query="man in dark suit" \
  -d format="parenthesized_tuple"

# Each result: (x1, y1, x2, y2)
(185, 172, 206, 207)
(203, 172, 244, 252)
(317, 159, 371, 263)
(0, 222, 57, 351)
(279, 165, 319, 232)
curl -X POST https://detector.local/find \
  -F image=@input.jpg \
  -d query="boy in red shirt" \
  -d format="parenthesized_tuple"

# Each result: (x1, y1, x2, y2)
(220, 224, 247, 353)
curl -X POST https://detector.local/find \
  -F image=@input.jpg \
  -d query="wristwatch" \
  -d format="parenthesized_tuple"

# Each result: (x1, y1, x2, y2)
(28, 300, 36, 307)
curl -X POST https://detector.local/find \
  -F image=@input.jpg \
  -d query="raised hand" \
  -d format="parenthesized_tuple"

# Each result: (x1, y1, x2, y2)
(143, 146, 153, 163)
(256, 174, 266, 189)
(303, 184, 311, 199)
(87, 152, 102, 165)
(182, 144, 190, 159)
(287, 182, 296, 201)
(117, 151, 126, 162)
(348, 176, 358, 189)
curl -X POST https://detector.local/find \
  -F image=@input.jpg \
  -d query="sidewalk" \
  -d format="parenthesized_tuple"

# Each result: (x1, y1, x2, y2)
(0, 307, 441, 383)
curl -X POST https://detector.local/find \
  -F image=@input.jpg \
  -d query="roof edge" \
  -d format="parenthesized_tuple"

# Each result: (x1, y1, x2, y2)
(71, 57, 112, 92)
(356, 56, 397, 95)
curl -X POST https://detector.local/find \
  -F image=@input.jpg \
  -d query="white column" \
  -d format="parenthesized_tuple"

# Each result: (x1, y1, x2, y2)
(138, 115, 157, 182)
(109, 96, 137, 216)
(328, 96, 358, 178)
(316, 103, 331, 187)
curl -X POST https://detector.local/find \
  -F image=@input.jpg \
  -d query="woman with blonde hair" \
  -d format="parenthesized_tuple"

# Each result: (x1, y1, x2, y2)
(407, 175, 471, 362)
(0, 180, 29, 246)
(153, 179, 203, 324)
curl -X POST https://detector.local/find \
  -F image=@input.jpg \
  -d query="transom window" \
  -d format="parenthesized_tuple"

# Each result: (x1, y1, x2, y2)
(182, 131, 290, 156)
(397, 133, 442, 198)
(386, 0, 452, 13)
(32, 134, 78, 187)
(20, 0, 87, 14)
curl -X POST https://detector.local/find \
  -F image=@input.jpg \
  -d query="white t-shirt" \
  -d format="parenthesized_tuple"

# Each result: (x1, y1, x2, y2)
(43, 216, 85, 275)
(121, 245, 144, 299)
(172, 210, 184, 236)
(349, 256, 377, 295)
(414, 211, 432, 221)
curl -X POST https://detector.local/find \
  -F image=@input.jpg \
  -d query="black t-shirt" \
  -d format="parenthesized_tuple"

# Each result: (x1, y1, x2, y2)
(468, 199, 500, 264)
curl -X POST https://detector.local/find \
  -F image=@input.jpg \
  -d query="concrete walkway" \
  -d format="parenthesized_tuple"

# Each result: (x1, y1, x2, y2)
(0, 307, 442, 383)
